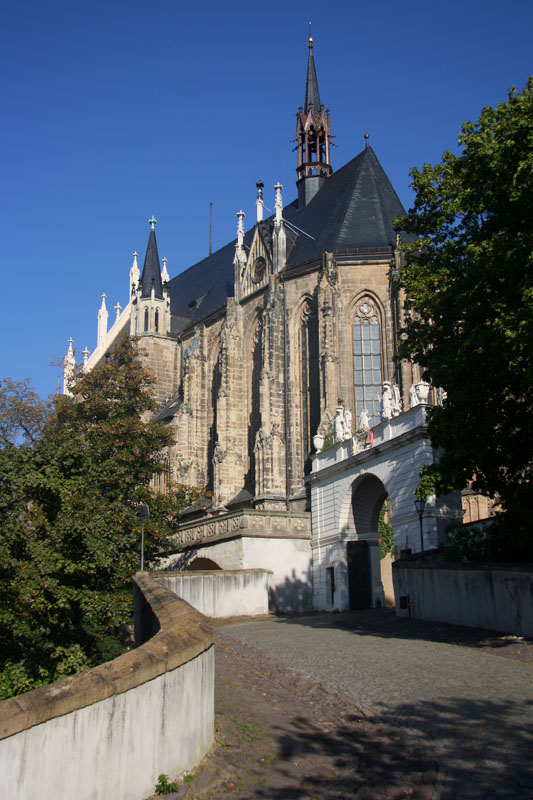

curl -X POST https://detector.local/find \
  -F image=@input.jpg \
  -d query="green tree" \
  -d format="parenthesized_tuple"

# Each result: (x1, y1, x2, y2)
(0, 377, 49, 446)
(0, 338, 199, 699)
(396, 78, 533, 557)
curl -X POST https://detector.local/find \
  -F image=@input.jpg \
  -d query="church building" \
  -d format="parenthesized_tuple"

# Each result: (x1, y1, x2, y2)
(66, 36, 442, 611)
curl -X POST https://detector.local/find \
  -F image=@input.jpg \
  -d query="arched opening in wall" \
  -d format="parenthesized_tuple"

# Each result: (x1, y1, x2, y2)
(300, 300, 320, 475)
(345, 473, 392, 609)
(154, 309, 159, 333)
(144, 308, 149, 332)
(353, 297, 383, 428)
(186, 557, 222, 571)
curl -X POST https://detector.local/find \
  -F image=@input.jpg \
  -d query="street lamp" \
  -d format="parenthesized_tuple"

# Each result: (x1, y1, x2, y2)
(414, 497, 426, 553)
(135, 503, 150, 571)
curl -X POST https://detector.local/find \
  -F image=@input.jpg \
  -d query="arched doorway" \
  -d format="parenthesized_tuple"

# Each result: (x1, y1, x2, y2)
(309, 404, 463, 612)
(345, 474, 388, 609)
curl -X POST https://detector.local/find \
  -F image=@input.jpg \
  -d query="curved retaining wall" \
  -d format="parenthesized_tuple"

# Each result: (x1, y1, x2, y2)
(0, 573, 215, 800)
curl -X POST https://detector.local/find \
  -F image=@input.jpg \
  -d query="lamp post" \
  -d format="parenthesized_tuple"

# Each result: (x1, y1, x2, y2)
(135, 503, 150, 571)
(414, 498, 426, 553)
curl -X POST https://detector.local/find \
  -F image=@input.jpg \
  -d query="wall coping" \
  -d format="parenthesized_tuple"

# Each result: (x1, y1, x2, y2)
(393, 559, 533, 573)
(157, 569, 273, 577)
(0, 573, 214, 741)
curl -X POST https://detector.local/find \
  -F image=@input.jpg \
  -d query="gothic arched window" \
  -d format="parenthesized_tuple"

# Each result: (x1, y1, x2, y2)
(154, 309, 159, 333)
(246, 314, 262, 492)
(144, 308, 149, 332)
(353, 299, 382, 427)
(300, 301, 320, 470)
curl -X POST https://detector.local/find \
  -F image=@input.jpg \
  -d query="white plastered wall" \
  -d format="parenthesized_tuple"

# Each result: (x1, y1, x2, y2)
(310, 405, 462, 611)
(167, 536, 312, 612)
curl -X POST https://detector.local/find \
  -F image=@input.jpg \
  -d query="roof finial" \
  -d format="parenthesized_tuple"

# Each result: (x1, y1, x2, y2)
(308, 21, 313, 50)
(161, 256, 170, 283)
(63, 338, 76, 396)
(209, 201, 213, 256)
(149, 215, 157, 230)
(236, 210, 245, 249)
(274, 183, 283, 225)
(256, 181, 264, 223)
(364, 132, 369, 149)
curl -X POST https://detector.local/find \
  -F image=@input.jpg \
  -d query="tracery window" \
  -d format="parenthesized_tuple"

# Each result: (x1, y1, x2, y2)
(246, 314, 262, 492)
(300, 301, 320, 470)
(353, 299, 382, 427)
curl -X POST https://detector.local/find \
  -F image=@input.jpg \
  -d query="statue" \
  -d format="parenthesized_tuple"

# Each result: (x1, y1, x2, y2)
(333, 407, 345, 443)
(358, 408, 370, 430)
(343, 408, 353, 440)
(391, 384, 402, 416)
(409, 383, 418, 408)
(437, 387, 447, 406)
(380, 382, 392, 421)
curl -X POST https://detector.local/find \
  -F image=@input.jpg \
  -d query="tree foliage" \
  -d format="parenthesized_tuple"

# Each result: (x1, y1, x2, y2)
(0, 338, 200, 699)
(396, 78, 533, 557)
(0, 378, 49, 446)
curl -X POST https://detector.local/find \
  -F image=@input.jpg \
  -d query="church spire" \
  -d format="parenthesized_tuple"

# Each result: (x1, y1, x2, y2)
(296, 33, 332, 208)
(304, 33, 321, 113)
(140, 217, 163, 299)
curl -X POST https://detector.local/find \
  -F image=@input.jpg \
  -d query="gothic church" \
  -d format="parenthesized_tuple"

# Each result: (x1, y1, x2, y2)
(67, 37, 427, 609)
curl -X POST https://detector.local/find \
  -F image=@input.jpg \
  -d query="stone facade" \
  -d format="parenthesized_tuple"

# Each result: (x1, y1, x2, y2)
(64, 40, 441, 611)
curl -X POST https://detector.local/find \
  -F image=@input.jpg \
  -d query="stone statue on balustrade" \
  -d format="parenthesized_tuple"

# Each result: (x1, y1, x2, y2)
(391, 384, 402, 417)
(333, 407, 345, 443)
(358, 408, 370, 430)
(379, 381, 393, 421)
(343, 408, 353, 440)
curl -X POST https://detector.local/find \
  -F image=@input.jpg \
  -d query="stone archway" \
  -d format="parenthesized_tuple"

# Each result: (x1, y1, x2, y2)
(309, 405, 462, 612)
(348, 474, 388, 609)
(335, 473, 389, 609)
(186, 557, 222, 571)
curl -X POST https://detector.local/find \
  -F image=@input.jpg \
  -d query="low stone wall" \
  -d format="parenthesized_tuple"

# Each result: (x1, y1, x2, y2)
(155, 569, 271, 617)
(0, 573, 215, 800)
(393, 561, 533, 637)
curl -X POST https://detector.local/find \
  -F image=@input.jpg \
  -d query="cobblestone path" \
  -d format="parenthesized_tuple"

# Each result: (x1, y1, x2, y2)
(224, 610, 533, 800)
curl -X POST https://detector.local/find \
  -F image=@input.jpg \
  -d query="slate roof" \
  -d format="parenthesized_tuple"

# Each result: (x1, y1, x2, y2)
(140, 228, 163, 299)
(168, 146, 409, 332)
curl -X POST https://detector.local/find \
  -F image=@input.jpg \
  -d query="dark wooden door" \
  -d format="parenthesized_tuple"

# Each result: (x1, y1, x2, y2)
(347, 540, 371, 610)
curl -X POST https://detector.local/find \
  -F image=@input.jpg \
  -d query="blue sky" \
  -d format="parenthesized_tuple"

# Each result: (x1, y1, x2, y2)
(2, 0, 532, 398)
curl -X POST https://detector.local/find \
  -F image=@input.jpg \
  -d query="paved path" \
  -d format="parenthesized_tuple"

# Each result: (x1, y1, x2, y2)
(224, 611, 533, 799)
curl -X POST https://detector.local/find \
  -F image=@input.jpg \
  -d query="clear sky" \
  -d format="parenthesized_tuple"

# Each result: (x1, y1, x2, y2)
(2, 0, 532, 398)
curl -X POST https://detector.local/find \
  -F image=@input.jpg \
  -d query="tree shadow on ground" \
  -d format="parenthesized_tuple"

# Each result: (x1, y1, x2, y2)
(213, 630, 533, 799)
(368, 695, 533, 800)
(212, 632, 437, 800)
(254, 698, 533, 799)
